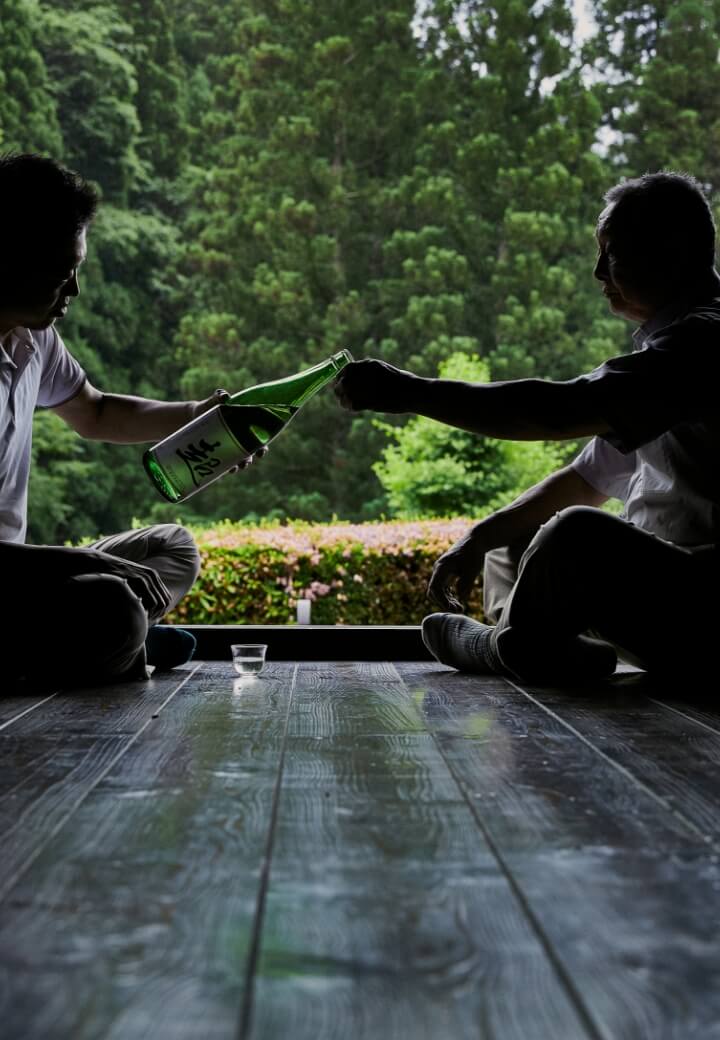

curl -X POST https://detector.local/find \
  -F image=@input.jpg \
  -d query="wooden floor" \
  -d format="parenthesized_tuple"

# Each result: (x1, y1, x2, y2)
(2, 661, 720, 1040)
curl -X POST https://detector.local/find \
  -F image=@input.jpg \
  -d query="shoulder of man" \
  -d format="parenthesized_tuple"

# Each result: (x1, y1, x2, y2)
(28, 324, 61, 356)
(34, 325, 87, 408)
(647, 298, 720, 354)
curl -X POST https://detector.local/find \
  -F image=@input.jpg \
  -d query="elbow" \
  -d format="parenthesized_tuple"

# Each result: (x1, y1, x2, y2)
(73, 396, 107, 440)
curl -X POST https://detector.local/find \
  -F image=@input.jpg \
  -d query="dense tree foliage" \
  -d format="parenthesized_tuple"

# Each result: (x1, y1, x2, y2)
(588, 0, 720, 179)
(0, 0, 716, 541)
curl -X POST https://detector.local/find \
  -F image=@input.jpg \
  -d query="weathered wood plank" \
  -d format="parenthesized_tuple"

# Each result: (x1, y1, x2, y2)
(397, 663, 720, 1040)
(0, 662, 295, 1040)
(0, 690, 59, 729)
(0, 667, 199, 899)
(248, 662, 598, 1040)
(515, 669, 720, 844)
(626, 671, 720, 740)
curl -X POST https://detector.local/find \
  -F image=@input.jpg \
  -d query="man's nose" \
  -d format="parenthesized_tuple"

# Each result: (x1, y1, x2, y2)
(63, 271, 80, 297)
(595, 248, 611, 282)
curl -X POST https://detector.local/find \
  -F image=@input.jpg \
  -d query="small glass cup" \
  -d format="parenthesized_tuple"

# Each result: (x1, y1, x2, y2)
(231, 643, 268, 678)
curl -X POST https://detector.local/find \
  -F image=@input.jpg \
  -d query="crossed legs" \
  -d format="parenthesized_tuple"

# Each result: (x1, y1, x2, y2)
(10, 524, 200, 686)
(423, 506, 714, 683)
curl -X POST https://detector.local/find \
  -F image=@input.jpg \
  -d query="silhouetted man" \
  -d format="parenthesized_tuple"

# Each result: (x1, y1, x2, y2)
(0, 153, 257, 686)
(336, 171, 720, 682)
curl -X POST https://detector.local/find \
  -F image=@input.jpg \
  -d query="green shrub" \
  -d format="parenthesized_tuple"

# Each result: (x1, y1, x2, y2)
(166, 518, 484, 625)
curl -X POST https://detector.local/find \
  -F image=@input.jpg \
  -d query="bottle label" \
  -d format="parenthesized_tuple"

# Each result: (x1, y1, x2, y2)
(151, 407, 250, 496)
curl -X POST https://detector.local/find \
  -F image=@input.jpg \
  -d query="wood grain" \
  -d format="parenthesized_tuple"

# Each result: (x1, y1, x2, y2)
(5, 659, 720, 1040)
(517, 670, 720, 844)
(0, 690, 59, 731)
(398, 663, 720, 1040)
(0, 662, 295, 1040)
(248, 662, 596, 1040)
(0, 667, 199, 898)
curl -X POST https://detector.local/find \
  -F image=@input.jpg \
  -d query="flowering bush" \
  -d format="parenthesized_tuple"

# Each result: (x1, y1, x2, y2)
(166, 518, 485, 625)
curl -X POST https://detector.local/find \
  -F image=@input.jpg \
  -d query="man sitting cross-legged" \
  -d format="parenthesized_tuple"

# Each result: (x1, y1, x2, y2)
(335, 172, 720, 683)
(0, 153, 263, 686)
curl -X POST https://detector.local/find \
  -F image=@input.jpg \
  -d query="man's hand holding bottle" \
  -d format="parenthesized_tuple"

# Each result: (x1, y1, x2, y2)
(192, 389, 269, 471)
(333, 359, 422, 413)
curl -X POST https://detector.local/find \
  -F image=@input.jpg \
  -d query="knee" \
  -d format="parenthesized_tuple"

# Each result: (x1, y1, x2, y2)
(152, 523, 202, 582)
(96, 573, 148, 635)
(537, 505, 615, 549)
(70, 574, 147, 649)
(520, 505, 620, 573)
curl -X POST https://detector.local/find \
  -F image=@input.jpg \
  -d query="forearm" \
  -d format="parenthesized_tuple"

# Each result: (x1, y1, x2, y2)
(406, 376, 606, 440)
(81, 394, 196, 444)
(468, 465, 609, 551)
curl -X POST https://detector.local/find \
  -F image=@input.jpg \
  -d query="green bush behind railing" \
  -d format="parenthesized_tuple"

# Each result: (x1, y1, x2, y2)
(165, 519, 484, 626)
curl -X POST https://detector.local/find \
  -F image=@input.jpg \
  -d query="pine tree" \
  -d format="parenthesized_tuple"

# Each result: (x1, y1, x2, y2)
(0, 0, 61, 152)
(393, 0, 623, 383)
(36, 3, 143, 202)
(114, 0, 189, 181)
(173, 0, 429, 521)
(587, 0, 720, 183)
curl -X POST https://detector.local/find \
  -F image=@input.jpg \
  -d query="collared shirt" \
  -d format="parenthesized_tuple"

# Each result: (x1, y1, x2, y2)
(571, 270, 720, 547)
(0, 326, 86, 543)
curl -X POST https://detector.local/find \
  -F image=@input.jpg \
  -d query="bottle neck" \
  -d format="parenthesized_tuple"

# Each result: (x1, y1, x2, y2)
(230, 349, 352, 408)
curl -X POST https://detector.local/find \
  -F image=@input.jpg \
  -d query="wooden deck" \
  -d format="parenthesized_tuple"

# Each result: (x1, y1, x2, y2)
(2, 659, 720, 1039)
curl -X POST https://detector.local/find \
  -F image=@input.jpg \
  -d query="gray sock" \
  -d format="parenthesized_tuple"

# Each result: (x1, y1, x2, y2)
(421, 613, 507, 675)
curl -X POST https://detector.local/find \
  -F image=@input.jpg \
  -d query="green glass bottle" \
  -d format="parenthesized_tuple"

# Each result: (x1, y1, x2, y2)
(144, 349, 353, 503)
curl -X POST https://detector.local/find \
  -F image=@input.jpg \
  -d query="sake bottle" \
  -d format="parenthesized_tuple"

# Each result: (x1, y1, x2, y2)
(144, 349, 353, 503)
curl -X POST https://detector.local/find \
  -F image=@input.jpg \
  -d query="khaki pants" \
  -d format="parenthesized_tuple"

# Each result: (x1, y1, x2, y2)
(482, 506, 717, 680)
(8, 524, 200, 685)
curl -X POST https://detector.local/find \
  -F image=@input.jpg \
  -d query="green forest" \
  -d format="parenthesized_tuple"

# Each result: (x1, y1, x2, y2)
(1, 0, 718, 544)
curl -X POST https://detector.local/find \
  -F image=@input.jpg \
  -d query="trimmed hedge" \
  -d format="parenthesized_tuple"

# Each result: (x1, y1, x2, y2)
(166, 519, 484, 625)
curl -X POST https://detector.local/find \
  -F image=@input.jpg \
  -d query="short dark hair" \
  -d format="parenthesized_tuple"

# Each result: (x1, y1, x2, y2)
(600, 171, 716, 275)
(0, 152, 99, 244)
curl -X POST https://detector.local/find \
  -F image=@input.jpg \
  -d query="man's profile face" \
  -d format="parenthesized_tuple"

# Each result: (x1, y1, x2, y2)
(593, 204, 660, 324)
(1, 227, 87, 332)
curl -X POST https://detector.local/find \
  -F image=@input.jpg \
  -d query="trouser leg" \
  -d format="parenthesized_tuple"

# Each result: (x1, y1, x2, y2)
(492, 506, 713, 680)
(90, 524, 201, 624)
(15, 573, 149, 685)
(7, 525, 201, 686)
(482, 538, 532, 624)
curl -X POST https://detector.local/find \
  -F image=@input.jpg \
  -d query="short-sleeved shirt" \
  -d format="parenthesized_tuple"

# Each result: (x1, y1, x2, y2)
(571, 271, 720, 547)
(0, 325, 86, 543)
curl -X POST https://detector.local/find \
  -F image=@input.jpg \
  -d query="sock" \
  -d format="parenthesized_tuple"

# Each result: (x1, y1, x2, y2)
(145, 625, 197, 671)
(421, 613, 617, 683)
(421, 613, 507, 675)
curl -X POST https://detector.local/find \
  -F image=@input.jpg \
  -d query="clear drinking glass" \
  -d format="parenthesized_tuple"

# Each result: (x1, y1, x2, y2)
(231, 643, 268, 677)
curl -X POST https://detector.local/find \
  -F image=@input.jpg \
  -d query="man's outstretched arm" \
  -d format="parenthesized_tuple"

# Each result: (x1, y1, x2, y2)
(334, 359, 611, 440)
(51, 381, 266, 467)
(51, 380, 219, 443)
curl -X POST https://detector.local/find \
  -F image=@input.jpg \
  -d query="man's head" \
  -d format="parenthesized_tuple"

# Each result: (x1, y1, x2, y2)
(594, 171, 717, 324)
(0, 153, 98, 334)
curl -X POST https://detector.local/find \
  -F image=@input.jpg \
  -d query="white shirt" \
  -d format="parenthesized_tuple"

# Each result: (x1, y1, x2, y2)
(571, 273, 720, 547)
(0, 326, 86, 543)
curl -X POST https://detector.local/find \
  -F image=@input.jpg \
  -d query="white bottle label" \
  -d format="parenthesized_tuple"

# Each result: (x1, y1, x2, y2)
(151, 407, 250, 497)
